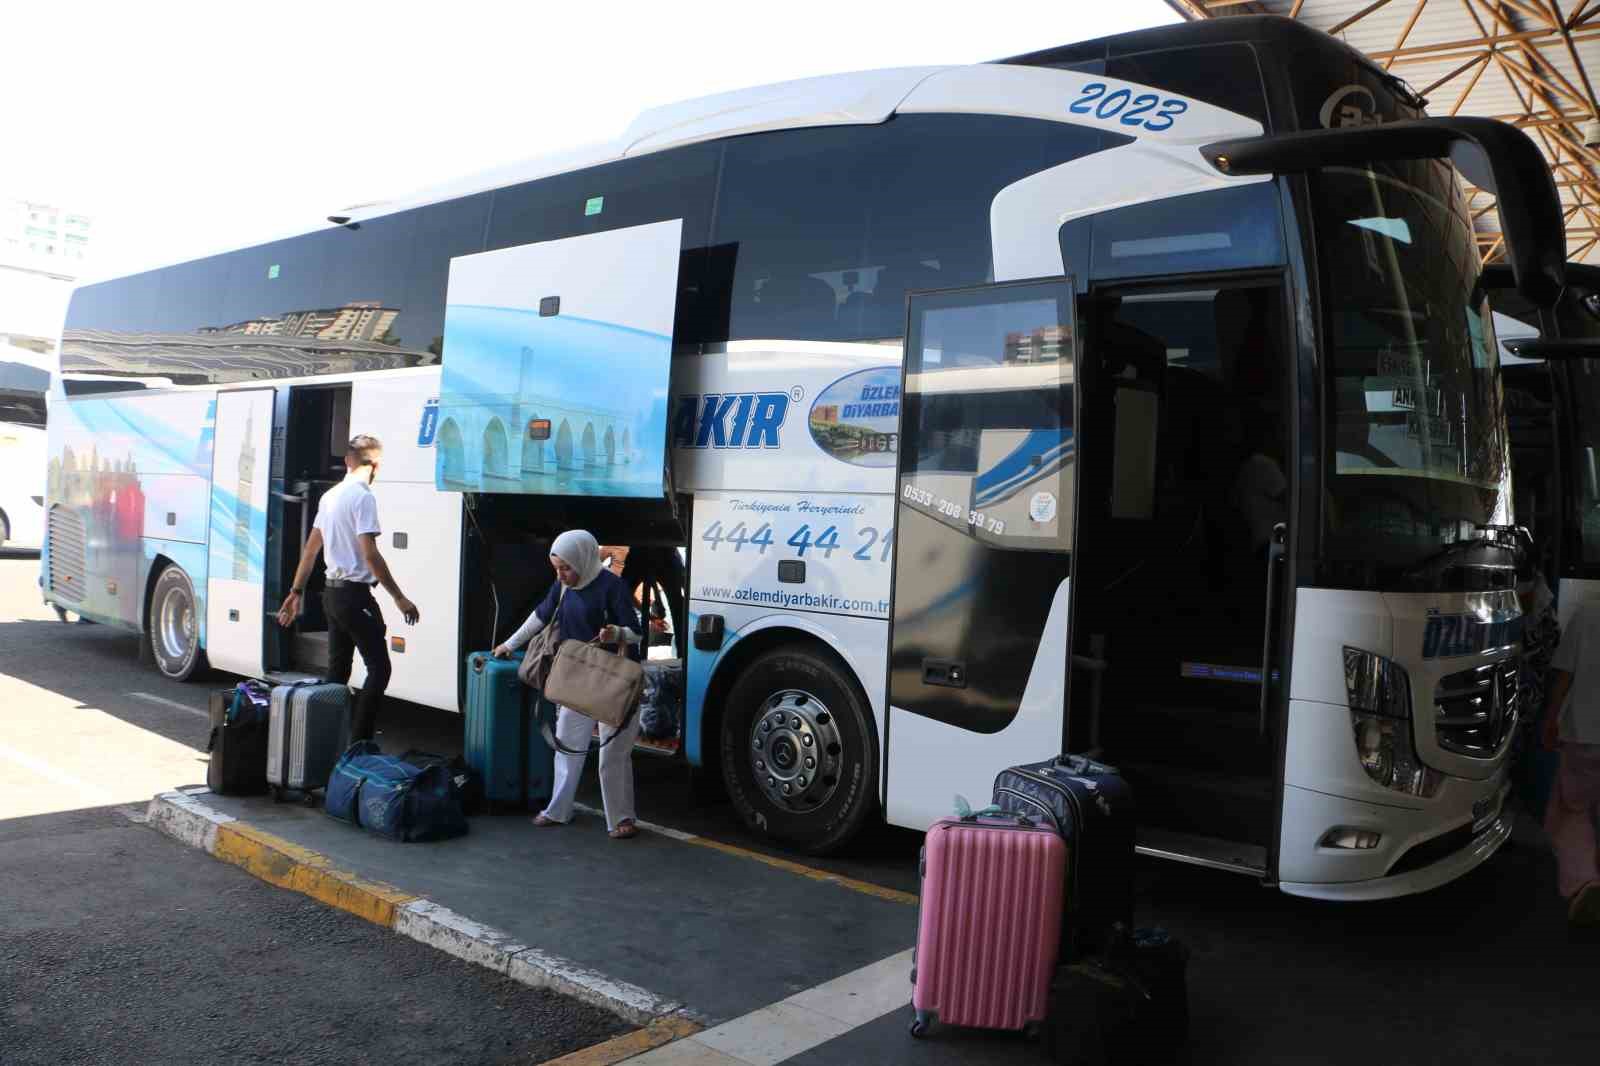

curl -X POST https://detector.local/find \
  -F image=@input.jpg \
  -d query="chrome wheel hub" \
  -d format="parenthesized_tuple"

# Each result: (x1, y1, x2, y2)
(158, 583, 195, 663)
(748, 689, 843, 812)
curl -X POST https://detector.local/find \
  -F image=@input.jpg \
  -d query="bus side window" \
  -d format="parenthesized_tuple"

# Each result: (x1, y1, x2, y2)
(1110, 384, 1159, 520)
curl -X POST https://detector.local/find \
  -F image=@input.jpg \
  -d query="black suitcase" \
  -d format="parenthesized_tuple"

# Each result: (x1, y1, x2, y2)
(1042, 927, 1190, 1066)
(992, 754, 1135, 956)
(206, 688, 269, 796)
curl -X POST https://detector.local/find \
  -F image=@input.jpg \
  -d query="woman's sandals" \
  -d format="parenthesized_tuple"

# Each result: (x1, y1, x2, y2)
(608, 819, 638, 840)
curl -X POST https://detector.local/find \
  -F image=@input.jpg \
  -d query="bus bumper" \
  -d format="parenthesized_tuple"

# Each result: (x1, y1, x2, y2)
(1276, 779, 1513, 901)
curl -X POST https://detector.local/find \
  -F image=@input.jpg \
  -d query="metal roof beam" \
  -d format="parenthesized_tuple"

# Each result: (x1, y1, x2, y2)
(1325, 0, 1398, 35)
(1389, 1, 1434, 69)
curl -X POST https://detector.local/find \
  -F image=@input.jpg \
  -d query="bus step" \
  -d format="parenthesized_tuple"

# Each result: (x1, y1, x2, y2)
(1135, 827, 1267, 877)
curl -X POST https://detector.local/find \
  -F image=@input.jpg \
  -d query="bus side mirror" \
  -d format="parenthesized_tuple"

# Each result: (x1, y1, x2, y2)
(1201, 117, 1564, 307)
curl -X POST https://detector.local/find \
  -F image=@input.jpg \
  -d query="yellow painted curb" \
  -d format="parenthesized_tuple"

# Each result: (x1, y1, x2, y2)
(683, 834, 920, 907)
(213, 821, 418, 928)
(536, 1015, 704, 1066)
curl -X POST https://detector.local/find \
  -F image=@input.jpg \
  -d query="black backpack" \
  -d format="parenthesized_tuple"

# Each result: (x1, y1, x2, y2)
(401, 749, 485, 816)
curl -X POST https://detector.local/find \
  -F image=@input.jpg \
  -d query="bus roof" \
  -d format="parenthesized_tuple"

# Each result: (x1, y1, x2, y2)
(78, 18, 1287, 290)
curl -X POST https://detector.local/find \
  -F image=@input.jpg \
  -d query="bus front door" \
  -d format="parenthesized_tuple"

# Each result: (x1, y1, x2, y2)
(1066, 279, 1291, 875)
(205, 387, 275, 678)
(885, 278, 1078, 829)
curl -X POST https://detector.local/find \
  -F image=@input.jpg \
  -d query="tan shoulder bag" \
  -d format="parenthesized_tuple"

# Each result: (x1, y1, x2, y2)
(516, 585, 566, 690)
(543, 636, 645, 732)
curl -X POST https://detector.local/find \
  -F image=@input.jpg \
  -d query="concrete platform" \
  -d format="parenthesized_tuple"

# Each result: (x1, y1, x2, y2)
(188, 789, 919, 1028)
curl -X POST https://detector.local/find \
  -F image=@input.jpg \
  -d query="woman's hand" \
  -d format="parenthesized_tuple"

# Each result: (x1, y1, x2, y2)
(598, 624, 621, 644)
(492, 644, 513, 659)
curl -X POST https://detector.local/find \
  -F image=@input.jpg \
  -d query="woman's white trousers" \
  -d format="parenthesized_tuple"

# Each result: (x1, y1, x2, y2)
(540, 703, 640, 831)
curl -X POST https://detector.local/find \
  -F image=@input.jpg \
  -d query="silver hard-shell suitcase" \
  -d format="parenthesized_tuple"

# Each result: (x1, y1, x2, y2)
(266, 682, 350, 798)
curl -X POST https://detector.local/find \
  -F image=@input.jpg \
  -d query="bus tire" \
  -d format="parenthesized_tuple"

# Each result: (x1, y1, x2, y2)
(720, 644, 878, 855)
(0, 510, 9, 549)
(148, 564, 206, 681)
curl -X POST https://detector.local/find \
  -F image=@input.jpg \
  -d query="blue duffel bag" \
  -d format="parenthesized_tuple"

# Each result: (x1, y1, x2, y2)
(325, 742, 467, 843)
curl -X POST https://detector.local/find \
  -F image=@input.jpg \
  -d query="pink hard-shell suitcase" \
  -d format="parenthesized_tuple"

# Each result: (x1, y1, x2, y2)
(910, 814, 1067, 1038)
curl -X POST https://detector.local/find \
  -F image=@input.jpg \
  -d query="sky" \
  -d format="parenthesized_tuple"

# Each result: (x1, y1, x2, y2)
(1, 0, 1178, 283)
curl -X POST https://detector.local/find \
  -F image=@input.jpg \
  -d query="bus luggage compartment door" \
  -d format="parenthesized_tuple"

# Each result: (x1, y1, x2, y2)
(885, 279, 1078, 829)
(205, 387, 274, 678)
(433, 218, 683, 520)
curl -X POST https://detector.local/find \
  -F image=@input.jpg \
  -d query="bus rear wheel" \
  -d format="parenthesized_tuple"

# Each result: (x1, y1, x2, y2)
(720, 645, 877, 855)
(149, 564, 205, 681)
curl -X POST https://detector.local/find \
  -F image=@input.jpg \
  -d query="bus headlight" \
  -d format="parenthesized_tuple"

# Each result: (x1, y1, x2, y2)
(1343, 647, 1443, 798)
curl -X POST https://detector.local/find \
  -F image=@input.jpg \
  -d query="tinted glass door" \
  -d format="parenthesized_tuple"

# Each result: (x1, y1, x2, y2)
(885, 279, 1077, 828)
(1067, 280, 1289, 863)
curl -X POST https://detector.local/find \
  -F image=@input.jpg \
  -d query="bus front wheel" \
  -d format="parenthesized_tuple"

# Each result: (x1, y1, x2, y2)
(720, 645, 878, 855)
(148, 565, 206, 681)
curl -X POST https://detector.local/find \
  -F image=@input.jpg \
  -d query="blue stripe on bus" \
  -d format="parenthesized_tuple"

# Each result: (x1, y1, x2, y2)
(972, 429, 1071, 498)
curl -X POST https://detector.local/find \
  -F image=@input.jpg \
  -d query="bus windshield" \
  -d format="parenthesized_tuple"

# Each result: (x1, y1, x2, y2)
(1316, 162, 1512, 584)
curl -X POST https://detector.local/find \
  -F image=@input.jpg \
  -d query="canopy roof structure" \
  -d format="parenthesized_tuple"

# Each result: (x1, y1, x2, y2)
(1168, 1, 1600, 264)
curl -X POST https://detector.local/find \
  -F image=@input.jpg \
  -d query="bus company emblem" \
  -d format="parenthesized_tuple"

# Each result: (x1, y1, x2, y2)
(1421, 611, 1523, 660)
(1320, 85, 1382, 129)
(417, 399, 440, 448)
(809, 366, 900, 468)
(673, 392, 790, 449)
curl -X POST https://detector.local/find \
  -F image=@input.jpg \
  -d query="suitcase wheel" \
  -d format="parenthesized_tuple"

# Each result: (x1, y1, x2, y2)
(270, 786, 284, 804)
(909, 1011, 932, 1039)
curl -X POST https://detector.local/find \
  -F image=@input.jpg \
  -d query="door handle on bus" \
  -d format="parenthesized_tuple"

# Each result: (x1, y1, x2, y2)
(922, 658, 967, 688)
(1259, 523, 1286, 739)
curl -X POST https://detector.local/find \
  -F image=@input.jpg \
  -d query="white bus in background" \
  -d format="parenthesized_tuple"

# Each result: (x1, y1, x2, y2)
(43, 16, 1569, 898)
(0, 349, 48, 550)
(1491, 263, 1600, 628)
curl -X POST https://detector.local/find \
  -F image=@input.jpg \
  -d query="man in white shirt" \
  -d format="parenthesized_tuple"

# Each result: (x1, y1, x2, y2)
(1543, 600, 1600, 927)
(276, 435, 419, 741)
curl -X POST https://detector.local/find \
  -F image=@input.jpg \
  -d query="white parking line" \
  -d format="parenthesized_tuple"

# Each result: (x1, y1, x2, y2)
(624, 948, 914, 1065)
(130, 692, 210, 719)
(0, 742, 121, 804)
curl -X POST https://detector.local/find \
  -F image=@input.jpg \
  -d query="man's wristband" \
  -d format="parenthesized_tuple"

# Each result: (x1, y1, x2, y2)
(291, 587, 305, 595)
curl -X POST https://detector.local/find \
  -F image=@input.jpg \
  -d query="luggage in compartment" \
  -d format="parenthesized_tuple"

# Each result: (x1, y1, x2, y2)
(993, 754, 1135, 956)
(639, 658, 684, 740)
(910, 814, 1066, 1038)
(265, 681, 350, 800)
(206, 683, 271, 796)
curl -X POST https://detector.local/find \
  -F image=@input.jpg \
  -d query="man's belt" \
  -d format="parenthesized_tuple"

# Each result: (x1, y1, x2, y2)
(324, 578, 376, 589)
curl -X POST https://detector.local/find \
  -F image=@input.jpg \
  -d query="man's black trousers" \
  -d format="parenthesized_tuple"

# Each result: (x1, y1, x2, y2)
(321, 583, 391, 742)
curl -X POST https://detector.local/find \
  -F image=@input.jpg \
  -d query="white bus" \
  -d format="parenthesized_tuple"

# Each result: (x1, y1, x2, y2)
(44, 17, 1566, 898)
(1492, 262, 1600, 626)
(0, 351, 48, 550)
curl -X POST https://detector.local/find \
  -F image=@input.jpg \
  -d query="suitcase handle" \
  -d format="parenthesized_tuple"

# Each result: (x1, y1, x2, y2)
(472, 655, 486, 673)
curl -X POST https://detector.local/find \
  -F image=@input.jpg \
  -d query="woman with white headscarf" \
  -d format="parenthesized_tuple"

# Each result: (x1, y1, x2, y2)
(493, 530, 644, 838)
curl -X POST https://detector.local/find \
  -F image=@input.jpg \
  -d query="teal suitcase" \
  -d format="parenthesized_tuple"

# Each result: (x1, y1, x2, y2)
(526, 694, 556, 812)
(465, 652, 526, 810)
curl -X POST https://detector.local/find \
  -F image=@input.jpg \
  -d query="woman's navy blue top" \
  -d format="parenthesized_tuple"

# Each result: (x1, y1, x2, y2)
(535, 570, 642, 661)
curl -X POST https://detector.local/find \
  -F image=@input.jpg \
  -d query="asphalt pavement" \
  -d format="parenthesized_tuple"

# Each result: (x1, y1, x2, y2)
(5, 554, 1600, 1066)
(0, 556, 627, 1065)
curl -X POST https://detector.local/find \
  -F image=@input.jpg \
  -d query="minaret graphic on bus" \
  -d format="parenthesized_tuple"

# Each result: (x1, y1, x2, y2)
(233, 412, 255, 581)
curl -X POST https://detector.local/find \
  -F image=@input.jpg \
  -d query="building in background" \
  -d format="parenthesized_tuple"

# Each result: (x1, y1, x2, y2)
(201, 301, 401, 343)
(1, 197, 93, 353)
(2, 199, 92, 267)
